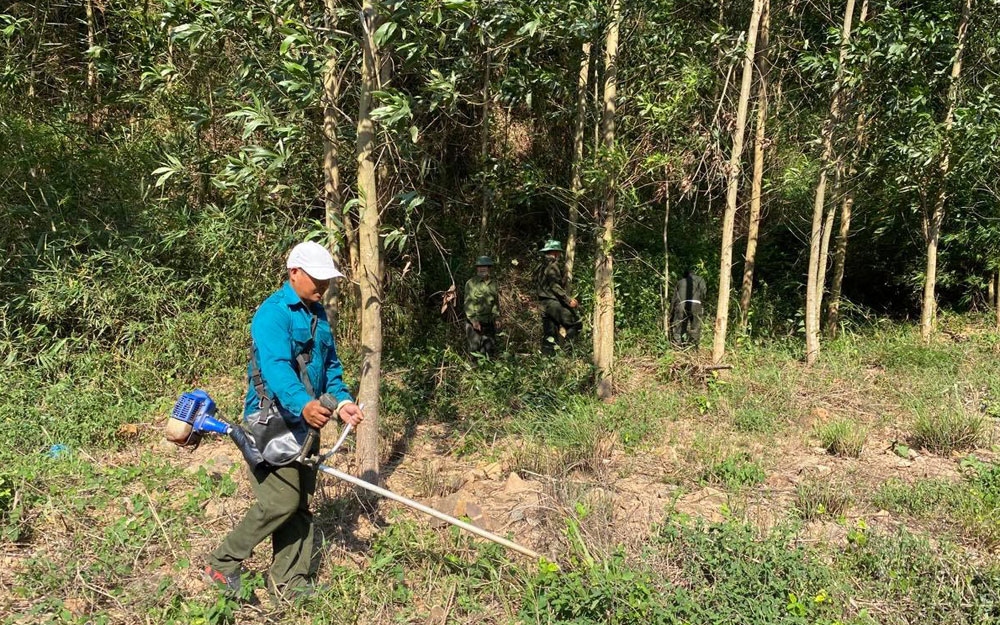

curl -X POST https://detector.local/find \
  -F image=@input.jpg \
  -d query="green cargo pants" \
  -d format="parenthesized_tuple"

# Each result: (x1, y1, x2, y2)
(208, 456, 317, 590)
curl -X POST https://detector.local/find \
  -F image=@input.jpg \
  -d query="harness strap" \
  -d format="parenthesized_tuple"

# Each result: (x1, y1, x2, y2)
(250, 311, 319, 419)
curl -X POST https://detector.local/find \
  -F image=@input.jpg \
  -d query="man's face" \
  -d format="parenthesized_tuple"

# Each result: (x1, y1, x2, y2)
(546, 251, 562, 261)
(477, 265, 491, 278)
(289, 267, 331, 303)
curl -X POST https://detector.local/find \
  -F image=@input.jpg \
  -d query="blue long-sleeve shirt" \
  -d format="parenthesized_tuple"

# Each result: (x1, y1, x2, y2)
(244, 281, 353, 421)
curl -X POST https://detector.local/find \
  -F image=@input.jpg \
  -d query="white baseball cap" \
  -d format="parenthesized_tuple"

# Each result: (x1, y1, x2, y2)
(286, 241, 344, 280)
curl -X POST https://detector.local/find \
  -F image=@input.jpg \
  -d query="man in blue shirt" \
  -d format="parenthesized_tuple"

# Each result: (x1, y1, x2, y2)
(205, 241, 364, 599)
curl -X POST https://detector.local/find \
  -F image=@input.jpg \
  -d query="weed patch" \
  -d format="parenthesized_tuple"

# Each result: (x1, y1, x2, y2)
(699, 452, 766, 490)
(817, 419, 867, 457)
(910, 409, 985, 455)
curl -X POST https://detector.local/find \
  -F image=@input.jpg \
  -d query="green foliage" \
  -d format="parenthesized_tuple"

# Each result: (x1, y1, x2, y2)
(521, 554, 691, 624)
(817, 420, 867, 458)
(872, 459, 1000, 547)
(658, 518, 843, 624)
(840, 527, 1000, 625)
(699, 452, 766, 490)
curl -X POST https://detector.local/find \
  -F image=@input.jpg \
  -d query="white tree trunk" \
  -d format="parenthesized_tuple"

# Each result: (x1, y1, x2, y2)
(805, 0, 856, 365)
(739, 0, 770, 334)
(921, 0, 971, 341)
(711, 0, 763, 365)
(566, 40, 592, 287)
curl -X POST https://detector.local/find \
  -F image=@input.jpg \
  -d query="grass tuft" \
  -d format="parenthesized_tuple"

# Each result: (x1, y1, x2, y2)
(817, 419, 867, 458)
(910, 409, 985, 455)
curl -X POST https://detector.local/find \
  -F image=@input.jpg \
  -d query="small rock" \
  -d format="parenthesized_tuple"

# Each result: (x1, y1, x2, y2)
(64, 598, 87, 618)
(431, 492, 473, 528)
(461, 469, 479, 485)
(508, 508, 525, 522)
(205, 499, 225, 519)
(503, 472, 542, 494)
(427, 605, 447, 625)
(481, 462, 503, 480)
(811, 407, 830, 421)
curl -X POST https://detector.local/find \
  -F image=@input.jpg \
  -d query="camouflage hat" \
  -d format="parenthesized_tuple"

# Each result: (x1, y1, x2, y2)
(475, 255, 494, 266)
(540, 239, 563, 253)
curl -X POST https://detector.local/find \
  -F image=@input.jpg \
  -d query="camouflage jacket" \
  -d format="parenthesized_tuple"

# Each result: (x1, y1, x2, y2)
(464, 275, 499, 322)
(537, 259, 571, 307)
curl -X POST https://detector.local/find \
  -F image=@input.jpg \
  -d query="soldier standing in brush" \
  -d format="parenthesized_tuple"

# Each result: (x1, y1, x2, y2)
(464, 255, 500, 358)
(671, 267, 707, 347)
(537, 240, 581, 355)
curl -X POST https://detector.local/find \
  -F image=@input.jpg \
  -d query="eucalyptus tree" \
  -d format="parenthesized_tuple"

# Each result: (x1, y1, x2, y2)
(594, 0, 620, 400)
(712, 0, 763, 365)
(738, 0, 770, 335)
(920, 0, 971, 341)
(825, 0, 871, 337)
(858, 0, 981, 337)
(804, 0, 859, 365)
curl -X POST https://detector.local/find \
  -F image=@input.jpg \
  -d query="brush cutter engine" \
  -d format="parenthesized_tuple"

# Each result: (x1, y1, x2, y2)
(165, 390, 263, 467)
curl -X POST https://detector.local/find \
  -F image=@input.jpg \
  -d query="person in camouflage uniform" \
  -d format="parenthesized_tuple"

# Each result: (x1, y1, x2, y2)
(671, 267, 707, 347)
(537, 240, 581, 355)
(464, 256, 499, 358)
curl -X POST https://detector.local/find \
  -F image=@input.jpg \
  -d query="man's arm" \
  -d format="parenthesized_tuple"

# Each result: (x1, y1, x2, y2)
(547, 264, 573, 307)
(252, 305, 313, 421)
(464, 278, 479, 320)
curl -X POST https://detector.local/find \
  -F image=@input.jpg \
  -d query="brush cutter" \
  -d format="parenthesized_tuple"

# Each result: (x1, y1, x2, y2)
(165, 390, 540, 560)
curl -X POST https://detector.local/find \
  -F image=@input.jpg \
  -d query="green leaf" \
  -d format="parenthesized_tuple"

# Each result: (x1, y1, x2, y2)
(372, 21, 397, 47)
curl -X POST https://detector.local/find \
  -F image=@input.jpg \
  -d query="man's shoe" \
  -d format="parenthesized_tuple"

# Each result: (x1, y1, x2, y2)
(203, 565, 241, 595)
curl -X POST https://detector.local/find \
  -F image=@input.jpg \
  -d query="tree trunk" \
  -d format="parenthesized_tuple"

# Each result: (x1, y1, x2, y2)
(738, 0, 770, 334)
(825, 174, 856, 336)
(824, 0, 869, 338)
(995, 268, 1000, 330)
(84, 0, 99, 117)
(990, 271, 996, 312)
(322, 0, 344, 334)
(805, 0, 855, 365)
(711, 0, 763, 365)
(921, 0, 971, 342)
(594, 0, 619, 401)
(355, 0, 382, 485)
(566, 40, 592, 287)
(662, 180, 671, 336)
(477, 49, 492, 255)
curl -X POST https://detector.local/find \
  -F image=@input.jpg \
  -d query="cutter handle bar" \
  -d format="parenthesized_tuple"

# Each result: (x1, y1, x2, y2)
(316, 463, 541, 560)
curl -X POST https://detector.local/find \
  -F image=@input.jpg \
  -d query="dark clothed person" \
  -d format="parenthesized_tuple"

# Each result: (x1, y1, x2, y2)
(537, 240, 581, 355)
(464, 256, 500, 357)
(671, 270, 707, 346)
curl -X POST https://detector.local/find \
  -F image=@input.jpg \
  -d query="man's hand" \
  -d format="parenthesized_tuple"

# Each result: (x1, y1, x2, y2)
(569, 298, 579, 309)
(472, 320, 482, 332)
(302, 399, 332, 429)
(338, 402, 365, 427)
